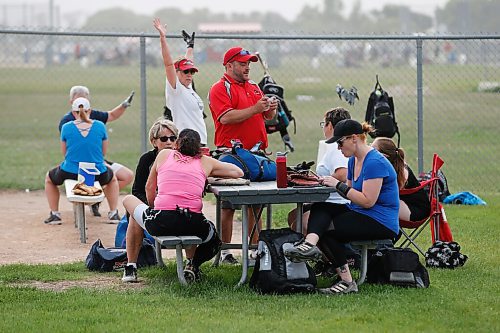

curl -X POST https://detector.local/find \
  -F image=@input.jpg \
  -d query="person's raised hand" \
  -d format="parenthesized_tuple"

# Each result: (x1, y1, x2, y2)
(153, 18, 167, 37)
(121, 91, 135, 108)
(182, 30, 195, 48)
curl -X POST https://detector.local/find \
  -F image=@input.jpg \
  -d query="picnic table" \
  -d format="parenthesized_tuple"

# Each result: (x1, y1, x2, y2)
(208, 181, 336, 286)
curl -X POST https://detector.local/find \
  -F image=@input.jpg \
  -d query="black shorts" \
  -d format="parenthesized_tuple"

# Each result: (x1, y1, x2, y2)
(48, 165, 114, 186)
(142, 207, 213, 242)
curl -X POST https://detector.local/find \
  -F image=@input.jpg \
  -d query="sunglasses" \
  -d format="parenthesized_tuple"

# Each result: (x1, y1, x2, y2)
(226, 49, 251, 64)
(337, 135, 353, 148)
(319, 121, 329, 128)
(158, 135, 177, 143)
(181, 69, 196, 75)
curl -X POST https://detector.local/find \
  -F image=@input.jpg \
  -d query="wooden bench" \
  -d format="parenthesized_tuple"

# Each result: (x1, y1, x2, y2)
(152, 235, 202, 286)
(351, 239, 393, 286)
(64, 179, 105, 243)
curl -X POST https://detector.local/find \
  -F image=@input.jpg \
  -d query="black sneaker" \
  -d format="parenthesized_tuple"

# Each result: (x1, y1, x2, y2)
(220, 253, 239, 265)
(91, 203, 101, 217)
(284, 240, 323, 263)
(121, 265, 138, 283)
(44, 212, 62, 225)
(183, 263, 202, 283)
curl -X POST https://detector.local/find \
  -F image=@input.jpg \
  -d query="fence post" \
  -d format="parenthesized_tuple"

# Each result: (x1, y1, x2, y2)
(140, 34, 147, 154)
(416, 37, 424, 174)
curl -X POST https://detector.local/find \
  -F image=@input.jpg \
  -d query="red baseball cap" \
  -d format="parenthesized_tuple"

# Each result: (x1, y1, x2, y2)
(175, 58, 198, 72)
(223, 47, 258, 66)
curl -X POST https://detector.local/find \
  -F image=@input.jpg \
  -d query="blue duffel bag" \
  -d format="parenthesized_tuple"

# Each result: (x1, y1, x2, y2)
(219, 145, 276, 182)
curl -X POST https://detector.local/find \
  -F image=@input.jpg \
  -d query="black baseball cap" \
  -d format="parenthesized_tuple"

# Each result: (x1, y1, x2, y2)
(325, 119, 364, 144)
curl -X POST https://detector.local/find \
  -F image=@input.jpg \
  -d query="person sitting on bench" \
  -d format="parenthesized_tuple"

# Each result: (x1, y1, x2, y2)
(284, 119, 399, 295)
(44, 97, 120, 225)
(121, 129, 243, 283)
(371, 137, 431, 222)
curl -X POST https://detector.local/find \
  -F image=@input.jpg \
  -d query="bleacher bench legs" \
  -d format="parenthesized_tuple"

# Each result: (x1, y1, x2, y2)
(351, 239, 393, 286)
(152, 235, 202, 286)
(64, 179, 105, 243)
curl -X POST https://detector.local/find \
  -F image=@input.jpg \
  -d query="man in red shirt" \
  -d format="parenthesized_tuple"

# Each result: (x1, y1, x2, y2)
(208, 46, 277, 264)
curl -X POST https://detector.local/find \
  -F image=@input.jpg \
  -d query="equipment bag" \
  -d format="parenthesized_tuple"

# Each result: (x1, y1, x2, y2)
(425, 241, 468, 269)
(249, 228, 317, 294)
(258, 74, 296, 152)
(86, 238, 157, 272)
(115, 214, 156, 248)
(365, 75, 400, 146)
(367, 247, 429, 288)
(218, 141, 276, 182)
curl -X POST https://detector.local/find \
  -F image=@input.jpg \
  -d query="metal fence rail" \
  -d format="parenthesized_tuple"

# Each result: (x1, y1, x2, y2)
(0, 29, 499, 194)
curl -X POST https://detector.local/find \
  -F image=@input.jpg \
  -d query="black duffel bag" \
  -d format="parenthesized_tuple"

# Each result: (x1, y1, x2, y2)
(367, 247, 430, 288)
(85, 238, 156, 272)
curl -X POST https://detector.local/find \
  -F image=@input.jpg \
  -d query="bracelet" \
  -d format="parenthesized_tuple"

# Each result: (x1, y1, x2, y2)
(335, 182, 351, 199)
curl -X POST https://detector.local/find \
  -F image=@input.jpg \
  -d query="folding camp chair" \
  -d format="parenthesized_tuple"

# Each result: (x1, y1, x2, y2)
(398, 153, 447, 256)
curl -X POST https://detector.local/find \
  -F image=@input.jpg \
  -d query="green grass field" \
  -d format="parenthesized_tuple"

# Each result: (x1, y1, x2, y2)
(0, 196, 499, 332)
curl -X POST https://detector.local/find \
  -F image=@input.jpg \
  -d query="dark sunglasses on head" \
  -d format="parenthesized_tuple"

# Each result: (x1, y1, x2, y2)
(182, 69, 196, 75)
(158, 135, 177, 143)
(227, 49, 251, 64)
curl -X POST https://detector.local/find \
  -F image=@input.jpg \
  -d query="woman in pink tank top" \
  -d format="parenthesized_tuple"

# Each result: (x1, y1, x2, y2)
(121, 129, 243, 283)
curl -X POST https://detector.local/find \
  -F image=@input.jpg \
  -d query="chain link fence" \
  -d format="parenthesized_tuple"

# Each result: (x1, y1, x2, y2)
(0, 30, 498, 195)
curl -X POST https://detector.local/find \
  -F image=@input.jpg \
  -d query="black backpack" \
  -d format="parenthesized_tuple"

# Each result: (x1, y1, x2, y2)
(365, 75, 400, 146)
(418, 169, 451, 202)
(249, 228, 316, 294)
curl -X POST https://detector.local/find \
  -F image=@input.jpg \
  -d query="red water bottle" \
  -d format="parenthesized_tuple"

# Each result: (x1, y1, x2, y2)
(276, 152, 288, 188)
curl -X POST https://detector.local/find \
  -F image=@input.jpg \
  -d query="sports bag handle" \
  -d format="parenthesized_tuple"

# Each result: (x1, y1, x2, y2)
(374, 74, 383, 91)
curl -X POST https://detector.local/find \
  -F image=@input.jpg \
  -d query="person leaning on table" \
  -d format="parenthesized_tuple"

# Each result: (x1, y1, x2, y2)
(207, 46, 278, 264)
(44, 97, 120, 225)
(129, 118, 195, 264)
(121, 129, 244, 283)
(59, 85, 135, 217)
(284, 119, 399, 295)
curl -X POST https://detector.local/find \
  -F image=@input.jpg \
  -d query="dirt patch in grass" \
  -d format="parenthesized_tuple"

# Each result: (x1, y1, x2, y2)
(7, 275, 146, 292)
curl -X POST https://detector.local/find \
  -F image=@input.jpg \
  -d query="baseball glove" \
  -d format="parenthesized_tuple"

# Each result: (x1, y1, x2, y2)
(287, 170, 321, 187)
(72, 182, 103, 196)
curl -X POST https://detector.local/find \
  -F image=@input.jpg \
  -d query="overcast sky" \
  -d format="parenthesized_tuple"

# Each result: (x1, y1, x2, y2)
(1, 0, 449, 22)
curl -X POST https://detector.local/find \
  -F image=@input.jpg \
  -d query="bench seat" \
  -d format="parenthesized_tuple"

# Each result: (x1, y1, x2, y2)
(351, 239, 393, 286)
(152, 235, 202, 286)
(64, 179, 105, 243)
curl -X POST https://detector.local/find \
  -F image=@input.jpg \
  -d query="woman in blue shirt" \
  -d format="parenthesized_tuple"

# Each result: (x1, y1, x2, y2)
(285, 119, 399, 295)
(43, 97, 120, 225)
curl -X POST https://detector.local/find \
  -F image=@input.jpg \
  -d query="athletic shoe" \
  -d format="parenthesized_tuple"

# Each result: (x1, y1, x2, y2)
(284, 240, 323, 263)
(108, 210, 121, 223)
(121, 265, 138, 283)
(91, 203, 101, 217)
(183, 263, 202, 283)
(318, 280, 358, 295)
(220, 253, 239, 265)
(44, 212, 62, 225)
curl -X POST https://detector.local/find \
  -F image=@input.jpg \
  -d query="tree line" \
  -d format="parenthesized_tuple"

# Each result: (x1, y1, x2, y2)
(82, 0, 498, 34)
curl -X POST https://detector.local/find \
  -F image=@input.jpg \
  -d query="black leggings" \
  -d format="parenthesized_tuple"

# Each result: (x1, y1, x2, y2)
(308, 202, 397, 268)
(144, 209, 222, 268)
